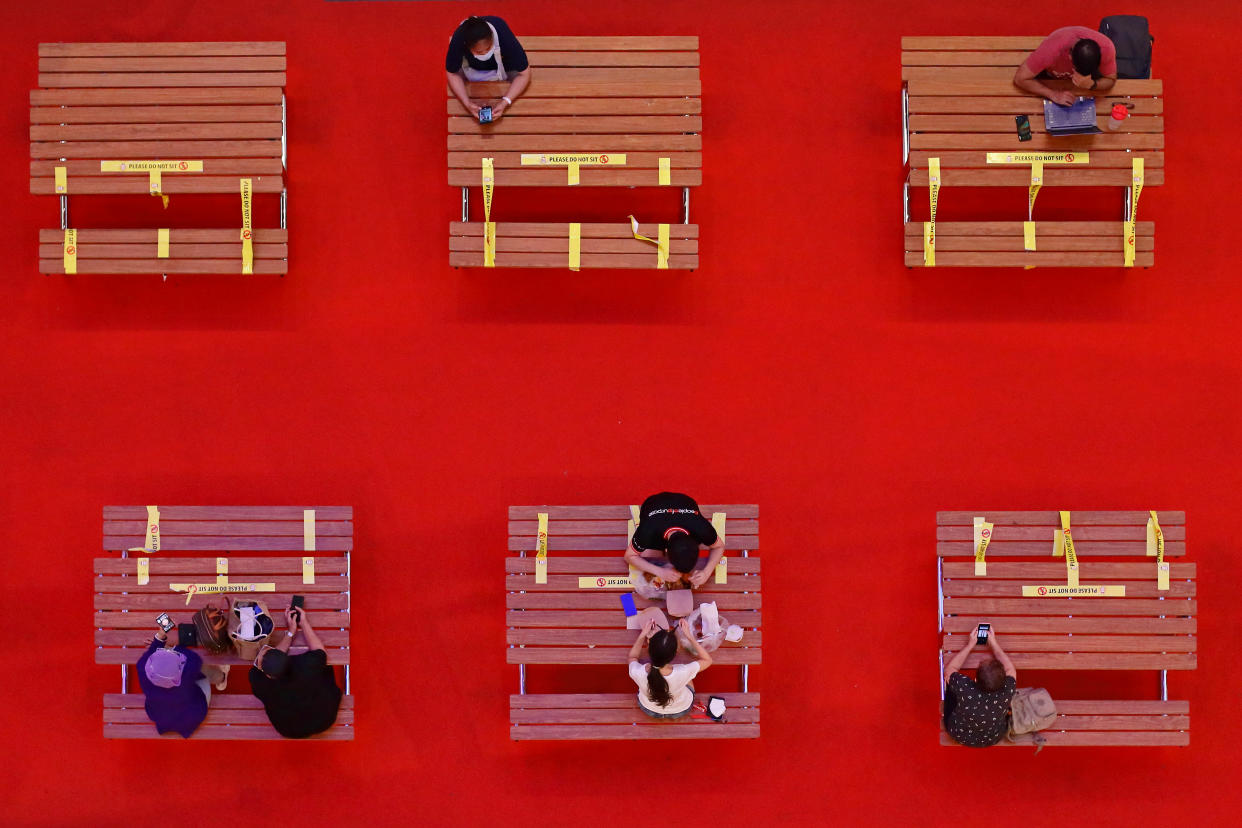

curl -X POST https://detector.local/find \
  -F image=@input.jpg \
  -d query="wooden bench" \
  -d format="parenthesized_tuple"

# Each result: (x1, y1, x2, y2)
(39, 228, 288, 275)
(507, 505, 760, 739)
(448, 36, 700, 269)
(938, 511, 1193, 746)
(31, 42, 287, 276)
(96, 506, 351, 739)
(902, 37, 1163, 267)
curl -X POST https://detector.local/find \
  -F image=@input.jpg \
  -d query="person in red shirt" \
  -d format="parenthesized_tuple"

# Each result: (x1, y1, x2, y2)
(1014, 26, 1118, 105)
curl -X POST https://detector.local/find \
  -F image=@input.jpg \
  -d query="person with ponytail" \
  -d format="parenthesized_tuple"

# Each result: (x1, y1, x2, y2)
(445, 15, 531, 120)
(627, 616, 713, 718)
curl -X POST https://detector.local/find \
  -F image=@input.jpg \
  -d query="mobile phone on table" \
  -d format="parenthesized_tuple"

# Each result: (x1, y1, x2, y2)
(155, 613, 174, 633)
(1015, 115, 1032, 142)
(178, 623, 199, 647)
(976, 623, 991, 646)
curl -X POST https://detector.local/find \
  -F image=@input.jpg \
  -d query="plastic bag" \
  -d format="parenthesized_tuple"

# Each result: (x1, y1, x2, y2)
(680, 603, 733, 653)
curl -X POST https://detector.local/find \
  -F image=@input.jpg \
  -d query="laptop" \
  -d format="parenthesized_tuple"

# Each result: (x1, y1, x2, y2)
(1043, 97, 1103, 136)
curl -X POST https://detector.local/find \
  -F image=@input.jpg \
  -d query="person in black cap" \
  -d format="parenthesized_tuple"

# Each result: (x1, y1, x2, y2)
(624, 492, 727, 589)
(249, 606, 342, 738)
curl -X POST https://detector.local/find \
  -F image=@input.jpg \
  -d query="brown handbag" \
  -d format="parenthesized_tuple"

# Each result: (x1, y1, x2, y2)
(193, 603, 232, 654)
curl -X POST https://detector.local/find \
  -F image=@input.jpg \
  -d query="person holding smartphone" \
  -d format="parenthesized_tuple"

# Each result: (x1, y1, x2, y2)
(136, 621, 212, 738)
(248, 605, 343, 738)
(942, 625, 1018, 747)
(445, 16, 531, 121)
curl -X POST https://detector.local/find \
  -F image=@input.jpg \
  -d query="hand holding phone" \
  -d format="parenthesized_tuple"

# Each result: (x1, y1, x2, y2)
(155, 613, 174, 633)
(976, 623, 991, 646)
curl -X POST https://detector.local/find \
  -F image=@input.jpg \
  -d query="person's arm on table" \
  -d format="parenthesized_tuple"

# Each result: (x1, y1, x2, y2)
(1014, 62, 1078, 106)
(690, 536, 727, 588)
(298, 610, 326, 653)
(678, 618, 712, 672)
(490, 69, 530, 119)
(625, 543, 681, 581)
(447, 72, 482, 118)
(988, 630, 1017, 679)
(944, 625, 980, 684)
(628, 616, 656, 662)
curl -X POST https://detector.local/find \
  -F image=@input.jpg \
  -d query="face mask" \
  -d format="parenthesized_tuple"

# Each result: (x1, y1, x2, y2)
(471, 43, 496, 61)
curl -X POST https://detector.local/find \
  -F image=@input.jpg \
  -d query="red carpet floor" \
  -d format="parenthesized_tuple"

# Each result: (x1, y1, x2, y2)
(1, 1, 1239, 825)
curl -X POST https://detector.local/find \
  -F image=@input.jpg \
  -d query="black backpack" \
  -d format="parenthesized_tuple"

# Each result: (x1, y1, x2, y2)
(1100, 15, 1153, 79)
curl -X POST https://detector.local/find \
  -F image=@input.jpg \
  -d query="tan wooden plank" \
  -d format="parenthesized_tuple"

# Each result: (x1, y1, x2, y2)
(508, 647, 760, 665)
(902, 37, 1045, 50)
(942, 562, 1194, 579)
(944, 731, 1187, 746)
(508, 609, 761, 628)
(100, 519, 346, 537)
(31, 105, 283, 124)
(938, 511, 1184, 525)
(937, 540, 1179, 555)
(40, 56, 285, 73)
(33, 177, 283, 196)
(908, 150, 1163, 168)
(43, 260, 288, 275)
(906, 79, 1162, 97)
(519, 37, 699, 51)
(43, 229, 289, 243)
(507, 629, 762, 647)
(466, 81, 701, 98)
(910, 133, 1164, 150)
(512, 707, 759, 724)
(106, 723, 353, 740)
(449, 99, 700, 116)
(448, 169, 701, 187)
(40, 43, 286, 58)
(31, 88, 283, 105)
(956, 652, 1195, 670)
(506, 556, 758, 574)
(454, 222, 701, 239)
(449, 115, 700, 134)
(525, 51, 699, 67)
(942, 616, 1193, 634)
(101, 535, 346, 550)
(509, 505, 757, 519)
(97, 647, 350, 665)
(32, 159, 283, 177)
(1041, 715, 1189, 731)
(908, 96, 1163, 115)
(908, 250, 1154, 267)
(908, 169, 1164, 187)
(97, 629, 349, 646)
(451, 235, 699, 255)
(31, 139, 280, 159)
(512, 723, 757, 740)
(943, 597, 1194, 616)
(1050, 700, 1188, 715)
(105, 694, 355, 709)
(448, 151, 701, 168)
(31, 123, 282, 140)
(942, 634, 1195, 653)
(40, 241, 283, 258)
(904, 235, 1153, 253)
(489, 67, 701, 82)
(906, 221, 1155, 237)
(447, 134, 701, 152)
(506, 573, 757, 592)
(943, 579, 1194, 599)
(95, 592, 348, 611)
(507, 536, 755, 551)
(105, 707, 354, 726)
(510, 692, 757, 709)
(902, 50, 1033, 66)
(39, 72, 286, 88)
(507, 592, 760, 611)
(451, 252, 699, 270)
(98, 610, 350, 628)
(910, 114, 1163, 134)
(95, 574, 348, 593)
(104, 506, 353, 519)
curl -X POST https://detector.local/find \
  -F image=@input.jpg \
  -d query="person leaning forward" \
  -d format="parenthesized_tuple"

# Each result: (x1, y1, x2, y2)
(1014, 26, 1117, 106)
(942, 625, 1017, 747)
(624, 492, 726, 589)
(445, 15, 531, 120)
(249, 606, 343, 738)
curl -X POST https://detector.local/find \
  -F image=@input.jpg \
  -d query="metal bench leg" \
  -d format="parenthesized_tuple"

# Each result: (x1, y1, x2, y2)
(60, 195, 68, 230)
(682, 187, 690, 224)
(903, 180, 910, 225)
(517, 547, 526, 695)
(121, 664, 128, 694)
(462, 187, 470, 223)
(344, 549, 351, 695)
(739, 547, 749, 693)
(901, 86, 910, 166)
(1124, 186, 1132, 221)
(1160, 669, 1167, 701)
(937, 556, 945, 700)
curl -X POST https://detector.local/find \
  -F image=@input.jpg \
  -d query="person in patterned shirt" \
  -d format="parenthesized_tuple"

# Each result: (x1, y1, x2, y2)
(943, 625, 1017, 747)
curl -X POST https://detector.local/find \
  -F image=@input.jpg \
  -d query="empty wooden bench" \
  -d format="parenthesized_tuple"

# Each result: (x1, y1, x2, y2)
(507, 504, 760, 739)
(31, 42, 287, 276)
(39, 228, 288, 275)
(96, 505, 352, 739)
(938, 510, 1193, 746)
(902, 37, 1163, 267)
(448, 36, 700, 269)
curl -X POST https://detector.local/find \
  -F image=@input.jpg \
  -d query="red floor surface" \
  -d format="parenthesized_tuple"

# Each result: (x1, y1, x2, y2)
(1, 0, 1239, 825)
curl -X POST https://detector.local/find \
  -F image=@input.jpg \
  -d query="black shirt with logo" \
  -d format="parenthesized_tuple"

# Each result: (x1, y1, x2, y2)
(249, 649, 343, 738)
(943, 671, 1016, 747)
(631, 492, 718, 553)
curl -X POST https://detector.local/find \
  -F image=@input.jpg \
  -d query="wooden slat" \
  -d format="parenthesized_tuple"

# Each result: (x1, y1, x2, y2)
(902, 50, 1034, 66)
(448, 115, 701, 134)
(902, 37, 1046, 50)
(942, 634, 1195, 653)
(506, 573, 757, 592)
(519, 37, 699, 51)
(40, 56, 285, 72)
(102, 535, 347, 550)
(908, 250, 1155, 267)
(955, 652, 1194, 670)
(938, 540, 1178, 555)
(943, 597, 1194, 616)
(524, 51, 699, 67)
(32, 159, 284, 177)
(911, 114, 1163, 134)
(31, 105, 283, 123)
(106, 506, 352, 519)
(450, 149, 701, 166)
(33, 178, 283, 196)
(512, 706, 758, 724)
(105, 723, 353, 740)
(908, 97, 1163, 115)
(942, 616, 1193, 634)
(98, 611, 351, 628)
(507, 592, 760, 610)
(104, 707, 354, 726)
(31, 123, 281, 140)
(508, 647, 760, 665)
(43, 229, 288, 243)
(455, 223, 701, 240)
(447, 134, 701, 152)
(944, 580, 1194, 599)
(97, 629, 349, 646)
(467, 81, 701, 98)
(1051, 700, 1189, 714)
(43, 260, 288, 275)
(906, 79, 1162, 97)
(452, 235, 698, 255)
(511, 692, 757, 709)
(506, 556, 759, 574)
(44, 243, 287, 258)
(512, 723, 758, 740)
(908, 151, 1163, 169)
(31, 139, 280, 159)
(104, 694, 354, 709)
(510, 505, 757, 519)
(40, 43, 286, 58)
(943, 561, 1194, 579)
(31, 88, 283, 105)
(448, 99, 700, 116)
(100, 519, 347, 537)
(908, 169, 1164, 187)
(904, 235, 1152, 253)
(39, 72, 286, 88)
(95, 574, 348, 593)
(508, 609, 761, 628)
(945, 731, 1187, 746)
(910, 133, 1164, 150)
(96, 647, 350, 665)
(95, 592, 347, 611)
(506, 536, 755, 551)
(938, 510, 1184, 525)
(448, 169, 701, 187)
(507, 629, 762, 647)
(452, 252, 698, 270)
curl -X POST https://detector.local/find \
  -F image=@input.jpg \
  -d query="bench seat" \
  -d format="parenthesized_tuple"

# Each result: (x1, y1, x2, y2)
(511, 693, 759, 740)
(904, 221, 1153, 267)
(450, 222, 698, 269)
(940, 699, 1188, 747)
(105, 694, 354, 740)
(41, 228, 288, 274)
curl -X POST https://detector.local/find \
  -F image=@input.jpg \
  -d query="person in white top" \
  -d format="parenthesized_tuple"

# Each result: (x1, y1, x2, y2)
(627, 616, 713, 718)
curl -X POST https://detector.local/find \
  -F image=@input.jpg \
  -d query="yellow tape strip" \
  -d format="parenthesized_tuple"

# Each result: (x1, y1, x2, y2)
(63, 228, 77, 274)
(1059, 510, 1079, 587)
(628, 505, 640, 581)
(711, 512, 727, 583)
(482, 157, 495, 220)
(54, 166, 68, 194)
(137, 558, 149, 586)
(171, 583, 276, 596)
(519, 154, 626, 166)
(659, 156, 671, 185)
(157, 228, 170, 259)
(143, 505, 160, 553)
(240, 178, 253, 274)
(973, 517, 992, 575)
(578, 576, 632, 589)
(1027, 160, 1042, 220)
(303, 556, 315, 585)
(100, 160, 204, 172)
(568, 222, 581, 271)
(1022, 584, 1126, 597)
(1023, 221, 1036, 253)
(986, 152, 1089, 164)
(925, 157, 940, 266)
(484, 221, 496, 268)
(535, 512, 549, 584)
(657, 224, 669, 269)
(216, 557, 228, 586)
(149, 170, 169, 208)
(567, 161, 579, 185)
(1125, 158, 1144, 268)
(1149, 510, 1168, 591)
(303, 509, 316, 552)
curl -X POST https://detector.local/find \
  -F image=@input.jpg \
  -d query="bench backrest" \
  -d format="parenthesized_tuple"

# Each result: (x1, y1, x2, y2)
(937, 511, 1195, 672)
(507, 505, 759, 666)
(31, 42, 286, 196)
(903, 37, 1163, 183)
(448, 36, 701, 188)
(96, 506, 350, 666)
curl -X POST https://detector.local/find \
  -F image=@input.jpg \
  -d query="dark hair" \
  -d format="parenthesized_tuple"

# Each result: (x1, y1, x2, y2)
(977, 658, 1006, 692)
(645, 630, 679, 707)
(260, 648, 290, 679)
(1071, 38, 1101, 76)
(459, 17, 493, 49)
(666, 532, 699, 574)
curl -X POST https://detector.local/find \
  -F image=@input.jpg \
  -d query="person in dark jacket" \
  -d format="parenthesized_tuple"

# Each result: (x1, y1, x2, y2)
(249, 607, 343, 738)
(445, 15, 532, 120)
(136, 626, 210, 738)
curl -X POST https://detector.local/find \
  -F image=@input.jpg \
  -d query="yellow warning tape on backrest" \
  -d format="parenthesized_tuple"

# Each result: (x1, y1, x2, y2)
(568, 222, 581, 271)
(171, 583, 276, 602)
(303, 556, 316, 585)
(1023, 221, 1036, 253)
(100, 160, 204, 172)
(216, 557, 228, 586)
(55, 166, 68, 194)
(240, 178, 253, 274)
(519, 154, 626, 167)
(303, 509, 316, 551)
(137, 558, 150, 586)
(127, 505, 161, 554)
(578, 576, 631, 589)
(63, 228, 77, 274)
(985, 152, 1089, 164)
(535, 512, 549, 584)
(1028, 160, 1043, 221)
(924, 157, 940, 266)
(482, 158, 495, 267)
(711, 512, 727, 583)
(1058, 510, 1079, 587)
(157, 228, 170, 259)
(149, 170, 168, 208)
(567, 161, 580, 185)
(659, 157, 671, 186)
(1148, 510, 1168, 591)
(1124, 158, 1144, 268)
(973, 517, 992, 575)
(628, 215, 670, 268)
(1022, 584, 1125, 597)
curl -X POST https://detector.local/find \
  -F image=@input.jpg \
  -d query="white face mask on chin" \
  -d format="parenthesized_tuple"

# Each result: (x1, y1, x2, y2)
(472, 43, 497, 61)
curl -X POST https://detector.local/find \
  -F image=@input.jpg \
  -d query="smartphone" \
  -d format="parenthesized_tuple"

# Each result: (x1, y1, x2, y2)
(478, 106, 493, 124)
(1015, 115, 1032, 142)
(291, 594, 305, 622)
(620, 593, 637, 617)
(976, 623, 991, 646)
(155, 612, 174, 633)
(178, 623, 199, 647)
